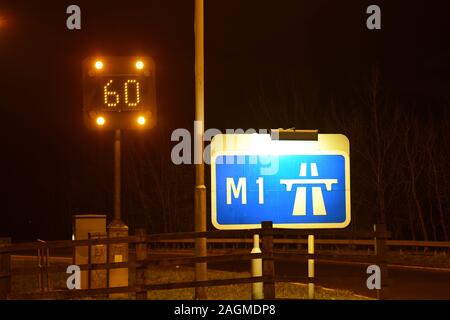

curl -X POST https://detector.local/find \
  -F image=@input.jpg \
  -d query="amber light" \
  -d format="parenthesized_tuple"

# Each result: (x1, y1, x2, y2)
(95, 60, 104, 70)
(135, 60, 144, 70)
(137, 116, 146, 125)
(96, 116, 105, 126)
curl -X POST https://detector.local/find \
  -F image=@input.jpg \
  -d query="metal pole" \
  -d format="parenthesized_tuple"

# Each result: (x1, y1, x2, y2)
(114, 129, 121, 222)
(308, 235, 315, 299)
(194, 0, 207, 300)
(109, 129, 129, 298)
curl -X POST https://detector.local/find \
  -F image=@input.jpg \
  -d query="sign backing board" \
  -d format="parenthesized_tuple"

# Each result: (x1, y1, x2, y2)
(82, 56, 156, 130)
(210, 133, 350, 229)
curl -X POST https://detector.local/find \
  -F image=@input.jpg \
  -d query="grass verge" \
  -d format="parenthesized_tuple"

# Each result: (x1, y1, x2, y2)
(11, 258, 370, 300)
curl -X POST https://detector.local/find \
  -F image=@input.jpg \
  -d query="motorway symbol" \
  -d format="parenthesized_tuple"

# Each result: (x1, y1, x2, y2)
(210, 134, 351, 229)
(280, 162, 338, 216)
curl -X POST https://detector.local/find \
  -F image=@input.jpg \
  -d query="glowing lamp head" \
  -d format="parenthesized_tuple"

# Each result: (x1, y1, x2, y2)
(96, 116, 105, 126)
(135, 60, 144, 70)
(137, 116, 146, 125)
(94, 60, 103, 70)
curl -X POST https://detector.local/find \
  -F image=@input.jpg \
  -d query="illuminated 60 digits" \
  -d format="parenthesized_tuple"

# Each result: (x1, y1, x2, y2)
(104, 80, 120, 107)
(124, 80, 140, 107)
(104, 80, 140, 108)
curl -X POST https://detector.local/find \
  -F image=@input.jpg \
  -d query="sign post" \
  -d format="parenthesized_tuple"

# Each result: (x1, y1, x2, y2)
(82, 56, 157, 298)
(251, 234, 263, 299)
(308, 234, 315, 299)
(114, 129, 121, 222)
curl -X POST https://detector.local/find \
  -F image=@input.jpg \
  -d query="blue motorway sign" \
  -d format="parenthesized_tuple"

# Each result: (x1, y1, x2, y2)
(210, 134, 350, 229)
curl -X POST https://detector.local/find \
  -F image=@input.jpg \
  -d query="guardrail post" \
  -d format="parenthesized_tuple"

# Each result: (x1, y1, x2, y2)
(135, 228, 148, 300)
(0, 238, 11, 299)
(36, 240, 50, 292)
(374, 224, 389, 300)
(37, 239, 49, 292)
(261, 221, 275, 299)
(88, 233, 92, 289)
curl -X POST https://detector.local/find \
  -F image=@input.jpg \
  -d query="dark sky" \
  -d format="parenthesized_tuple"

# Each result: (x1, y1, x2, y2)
(0, 0, 449, 241)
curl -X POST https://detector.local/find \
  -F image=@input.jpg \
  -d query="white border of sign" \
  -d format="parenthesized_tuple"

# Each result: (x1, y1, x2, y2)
(210, 133, 351, 230)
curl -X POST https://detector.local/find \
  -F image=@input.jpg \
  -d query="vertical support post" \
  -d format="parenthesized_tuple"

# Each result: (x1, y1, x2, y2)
(135, 228, 148, 300)
(308, 235, 315, 299)
(108, 129, 129, 298)
(87, 233, 92, 289)
(261, 221, 275, 299)
(36, 241, 49, 292)
(45, 247, 49, 291)
(374, 224, 389, 300)
(37, 249, 41, 291)
(194, 0, 207, 300)
(37, 245, 44, 292)
(0, 238, 11, 299)
(251, 234, 263, 300)
(114, 129, 121, 222)
(106, 239, 110, 288)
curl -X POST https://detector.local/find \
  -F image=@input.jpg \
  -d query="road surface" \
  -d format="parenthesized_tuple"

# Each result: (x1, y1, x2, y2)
(207, 258, 450, 299)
